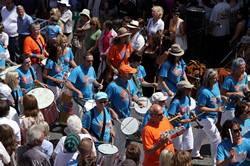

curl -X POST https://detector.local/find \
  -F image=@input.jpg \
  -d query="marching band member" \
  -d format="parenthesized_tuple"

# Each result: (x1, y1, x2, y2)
(140, 92, 169, 131)
(23, 23, 48, 81)
(158, 44, 188, 97)
(66, 54, 103, 118)
(221, 58, 249, 125)
(82, 92, 115, 144)
(16, 56, 46, 94)
(142, 104, 174, 166)
(168, 80, 196, 152)
(234, 102, 250, 138)
(217, 119, 250, 166)
(128, 51, 158, 97)
(192, 69, 223, 166)
(43, 35, 76, 99)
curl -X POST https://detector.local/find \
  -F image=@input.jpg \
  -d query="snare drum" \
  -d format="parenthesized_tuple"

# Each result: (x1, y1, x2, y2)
(131, 97, 151, 122)
(121, 117, 139, 135)
(97, 144, 118, 166)
(28, 88, 58, 125)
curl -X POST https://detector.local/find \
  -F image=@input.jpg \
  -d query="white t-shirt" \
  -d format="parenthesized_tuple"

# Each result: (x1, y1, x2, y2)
(0, 141, 10, 166)
(210, 2, 230, 37)
(0, 117, 21, 142)
(146, 18, 164, 36)
(60, 9, 73, 34)
(0, 32, 9, 47)
(54, 133, 96, 156)
(1, 6, 18, 37)
(0, 83, 13, 101)
(54, 151, 78, 166)
(7, 106, 20, 126)
(131, 31, 145, 51)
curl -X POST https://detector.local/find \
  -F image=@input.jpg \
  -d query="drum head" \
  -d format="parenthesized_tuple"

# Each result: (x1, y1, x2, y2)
(0, 65, 21, 79)
(121, 117, 139, 135)
(190, 97, 196, 110)
(98, 144, 118, 155)
(84, 100, 96, 112)
(28, 88, 54, 109)
(134, 97, 152, 114)
(41, 58, 47, 66)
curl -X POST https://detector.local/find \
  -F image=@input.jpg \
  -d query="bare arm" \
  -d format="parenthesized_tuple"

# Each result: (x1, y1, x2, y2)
(65, 80, 83, 98)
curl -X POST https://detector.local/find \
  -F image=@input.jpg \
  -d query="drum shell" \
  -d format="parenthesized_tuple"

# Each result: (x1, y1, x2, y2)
(131, 97, 151, 122)
(40, 102, 59, 125)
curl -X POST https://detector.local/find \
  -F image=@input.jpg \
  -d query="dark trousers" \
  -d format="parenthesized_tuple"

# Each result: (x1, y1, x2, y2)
(18, 34, 28, 55)
(8, 36, 20, 63)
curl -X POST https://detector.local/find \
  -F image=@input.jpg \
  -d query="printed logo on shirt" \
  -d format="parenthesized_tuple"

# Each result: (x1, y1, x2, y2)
(55, 65, 62, 73)
(234, 84, 247, 92)
(83, 75, 94, 86)
(172, 67, 183, 77)
(179, 105, 189, 115)
(21, 75, 33, 85)
(120, 90, 129, 101)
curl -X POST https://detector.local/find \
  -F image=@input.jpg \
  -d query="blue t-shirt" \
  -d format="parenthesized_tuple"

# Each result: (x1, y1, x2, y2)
(235, 118, 250, 139)
(222, 74, 248, 109)
(61, 48, 74, 72)
(168, 96, 192, 129)
(82, 107, 112, 143)
(106, 78, 137, 118)
(68, 65, 96, 99)
(159, 59, 186, 93)
(16, 66, 37, 94)
(11, 87, 23, 114)
(217, 138, 250, 166)
(134, 65, 146, 97)
(0, 44, 6, 69)
(45, 59, 64, 86)
(140, 106, 168, 132)
(196, 83, 221, 119)
(46, 24, 61, 39)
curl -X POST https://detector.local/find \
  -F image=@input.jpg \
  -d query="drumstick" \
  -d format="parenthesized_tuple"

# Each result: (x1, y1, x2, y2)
(169, 114, 181, 122)
(98, 79, 104, 92)
(121, 118, 134, 131)
(116, 119, 122, 124)
(228, 129, 233, 144)
(153, 76, 156, 93)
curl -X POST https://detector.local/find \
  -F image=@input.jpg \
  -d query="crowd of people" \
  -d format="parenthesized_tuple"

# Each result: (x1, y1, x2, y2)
(0, 0, 249, 166)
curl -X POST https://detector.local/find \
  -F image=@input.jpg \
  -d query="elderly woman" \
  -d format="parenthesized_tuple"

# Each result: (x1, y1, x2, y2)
(146, 5, 164, 37)
(192, 69, 222, 166)
(23, 23, 48, 81)
(221, 58, 249, 125)
(5, 71, 23, 115)
(43, 35, 76, 99)
(169, 9, 187, 51)
(82, 92, 115, 144)
(16, 124, 50, 165)
(217, 119, 250, 166)
(20, 94, 45, 144)
(168, 80, 196, 152)
(158, 44, 188, 97)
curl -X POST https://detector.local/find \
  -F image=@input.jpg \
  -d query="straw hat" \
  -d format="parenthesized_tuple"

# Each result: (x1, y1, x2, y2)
(57, 0, 71, 7)
(116, 27, 131, 38)
(127, 20, 139, 29)
(80, 9, 91, 19)
(168, 44, 184, 56)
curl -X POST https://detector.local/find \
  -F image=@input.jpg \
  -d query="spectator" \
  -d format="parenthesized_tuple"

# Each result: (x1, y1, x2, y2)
(118, 0, 137, 19)
(0, 23, 10, 60)
(0, 124, 18, 165)
(0, 100, 21, 144)
(39, 122, 54, 159)
(127, 20, 145, 51)
(125, 143, 141, 165)
(50, 8, 64, 31)
(0, 141, 11, 165)
(1, 0, 19, 62)
(46, 15, 62, 45)
(171, 150, 192, 166)
(17, 5, 33, 54)
(16, 124, 51, 166)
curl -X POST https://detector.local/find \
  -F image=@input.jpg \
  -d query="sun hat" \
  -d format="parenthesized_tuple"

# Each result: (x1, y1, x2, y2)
(116, 27, 132, 38)
(127, 20, 139, 29)
(151, 92, 168, 102)
(64, 115, 82, 135)
(57, 0, 71, 7)
(64, 133, 80, 153)
(94, 92, 108, 101)
(168, 44, 184, 56)
(80, 9, 91, 19)
(118, 64, 137, 76)
(177, 80, 194, 89)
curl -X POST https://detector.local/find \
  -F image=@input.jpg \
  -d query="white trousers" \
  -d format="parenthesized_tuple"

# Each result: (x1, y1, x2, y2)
(192, 118, 221, 166)
(173, 126, 194, 151)
(220, 109, 235, 126)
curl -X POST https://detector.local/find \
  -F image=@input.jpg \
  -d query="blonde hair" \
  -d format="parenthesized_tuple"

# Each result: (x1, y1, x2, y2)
(56, 34, 68, 47)
(5, 71, 19, 89)
(152, 6, 164, 18)
(50, 8, 61, 18)
(90, 17, 101, 29)
(160, 149, 173, 166)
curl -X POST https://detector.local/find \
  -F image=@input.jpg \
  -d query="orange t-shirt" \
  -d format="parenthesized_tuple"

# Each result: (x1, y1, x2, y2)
(142, 117, 175, 166)
(23, 34, 46, 64)
(107, 43, 133, 69)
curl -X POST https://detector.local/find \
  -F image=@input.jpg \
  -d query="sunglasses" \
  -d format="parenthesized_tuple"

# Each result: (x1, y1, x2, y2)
(98, 100, 108, 104)
(232, 128, 242, 133)
(151, 113, 163, 117)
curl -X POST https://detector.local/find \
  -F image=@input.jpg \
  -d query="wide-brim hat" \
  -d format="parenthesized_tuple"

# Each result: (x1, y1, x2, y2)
(168, 44, 184, 56)
(127, 20, 139, 29)
(80, 9, 91, 19)
(57, 0, 71, 7)
(177, 80, 194, 89)
(116, 27, 132, 38)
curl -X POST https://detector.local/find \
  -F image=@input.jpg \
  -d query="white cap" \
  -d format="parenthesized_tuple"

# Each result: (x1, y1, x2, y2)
(151, 92, 168, 102)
